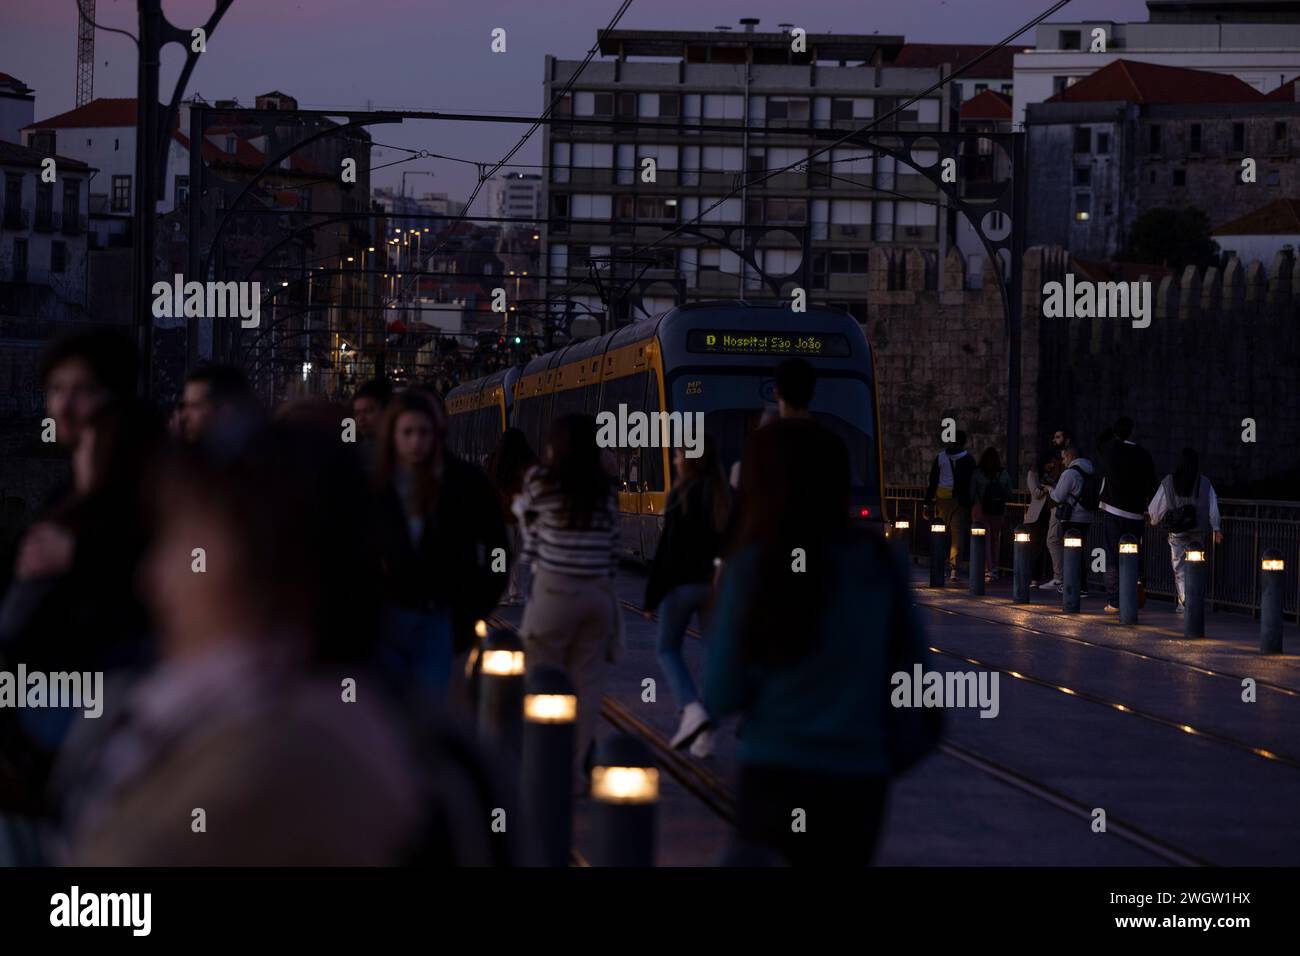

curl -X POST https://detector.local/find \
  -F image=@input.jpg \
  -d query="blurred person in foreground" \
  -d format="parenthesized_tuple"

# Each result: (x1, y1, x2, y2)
(515, 415, 620, 784)
(486, 428, 538, 606)
(53, 423, 424, 865)
(0, 400, 164, 825)
(643, 436, 731, 759)
(351, 378, 393, 473)
(374, 389, 508, 705)
(705, 419, 937, 866)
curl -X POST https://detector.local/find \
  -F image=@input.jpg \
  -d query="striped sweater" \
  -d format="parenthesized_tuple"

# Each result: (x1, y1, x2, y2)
(513, 467, 619, 578)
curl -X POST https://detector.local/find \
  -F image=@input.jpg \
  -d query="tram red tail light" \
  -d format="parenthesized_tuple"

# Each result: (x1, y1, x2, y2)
(858, 507, 871, 518)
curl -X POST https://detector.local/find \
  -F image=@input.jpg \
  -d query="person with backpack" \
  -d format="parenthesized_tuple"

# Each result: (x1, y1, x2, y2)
(1097, 417, 1158, 613)
(970, 448, 1012, 581)
(1146, 448, 1223, 614)
(923, 430, 976, 582)
(1045, 444, 1099, 596)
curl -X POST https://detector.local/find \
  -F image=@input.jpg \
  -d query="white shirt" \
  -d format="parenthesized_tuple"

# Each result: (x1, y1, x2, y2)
(1148, 481, 1221, 532)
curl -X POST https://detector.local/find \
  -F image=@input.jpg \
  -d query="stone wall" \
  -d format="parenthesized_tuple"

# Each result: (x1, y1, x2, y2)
(866, 245, 1300, 497)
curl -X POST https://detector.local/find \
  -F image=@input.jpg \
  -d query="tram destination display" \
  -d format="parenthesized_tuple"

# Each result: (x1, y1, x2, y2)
(685, 330, 851, 357)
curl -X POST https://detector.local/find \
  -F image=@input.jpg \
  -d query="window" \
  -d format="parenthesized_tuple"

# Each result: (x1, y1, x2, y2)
(1073, 127, 1091, 153)
(974, 83, 988, 95)
(12, 238, 27, 281)
(1267, 169, 1280, 186)
(1000, 83, 1013, 96)
(767, 97, 810, 122)
(51, 240, 66, 273)
(1060, 29, 1081, 50)
(1097, 132, 1110, 155)
(951, 83, 964, 102)
(1053, 76, 1071, 96)
(114, 138, 120, 151)
(1074, 193, 1091, 221)
(766, 198, 806, 224)
(1148, 124, 1162, 154)
(62, 179, 80, 232)
(112, 175, 131, 212)
(593, 93, 614, 116)
(1273, 121, 1288, 149)
(747, 151, 765, 176)
(175, 175, 190, 207)
(830, 98, 854, 121)
(1173, 169, 1186, 187)
(1232, 122, 1245, 153)
(35, 182, 53, 229)
(1189, 123, 1202, 153)
(1075, 166, 1091, 186)
(3, 173, 22, 228)
(635, 196, 677, 221)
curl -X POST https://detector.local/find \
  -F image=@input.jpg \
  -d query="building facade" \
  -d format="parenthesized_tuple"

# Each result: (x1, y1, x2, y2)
(1013, 0, 1300, 126)
(486, 173, 543, 224)
(1026, 60, 1299, 260)
(541, 23, 952, 327)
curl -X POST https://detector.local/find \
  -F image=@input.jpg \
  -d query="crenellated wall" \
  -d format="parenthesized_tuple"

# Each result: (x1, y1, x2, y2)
(865, 245, 1300, 497)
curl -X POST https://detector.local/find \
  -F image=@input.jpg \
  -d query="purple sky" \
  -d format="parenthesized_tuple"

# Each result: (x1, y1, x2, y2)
(3, 0, 1149, 208)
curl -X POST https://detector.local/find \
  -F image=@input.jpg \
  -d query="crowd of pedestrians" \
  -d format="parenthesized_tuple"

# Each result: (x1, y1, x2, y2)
(924, 417, 1224, 613)
(1, 336, 941, 867)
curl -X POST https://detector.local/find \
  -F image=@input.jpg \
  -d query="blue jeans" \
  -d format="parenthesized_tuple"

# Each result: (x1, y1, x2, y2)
(382, 606, 454, 700)
(656, 583, 710, 710)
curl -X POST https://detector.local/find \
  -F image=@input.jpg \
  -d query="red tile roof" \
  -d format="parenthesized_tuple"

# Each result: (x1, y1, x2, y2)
(892, 43, 1017, 79)
(960, 89, 1012, 120)
(1212, 198, 1300, 236)
(1048, 60, 1265, 105)
(0, 139, 92, 171)
(1266, 77, 1299, 101)
(24, 97, 139, 130)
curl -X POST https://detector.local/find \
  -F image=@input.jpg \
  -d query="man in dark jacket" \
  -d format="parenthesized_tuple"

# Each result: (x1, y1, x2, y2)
(1097, 416, 1157, 611)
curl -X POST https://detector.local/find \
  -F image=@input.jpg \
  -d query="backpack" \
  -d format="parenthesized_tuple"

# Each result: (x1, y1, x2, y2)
(1056, 464, 1102, 522)
(979, 474, 1008, 516)
(1167, 476, 1200, 534)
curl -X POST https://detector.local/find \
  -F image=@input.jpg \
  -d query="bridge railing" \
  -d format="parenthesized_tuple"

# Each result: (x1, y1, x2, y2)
(884, 485, 1300, 620)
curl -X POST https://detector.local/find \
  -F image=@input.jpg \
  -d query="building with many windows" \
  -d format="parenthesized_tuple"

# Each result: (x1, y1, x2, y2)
(485, 173, 543, 225)
(541, 22, 953, 326)
(1026, 59, 1298, 260)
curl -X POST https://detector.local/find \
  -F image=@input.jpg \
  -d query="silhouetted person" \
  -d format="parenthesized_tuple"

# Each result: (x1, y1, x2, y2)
(176, 364, 257, 445)
(923, 429, 975, 581)
(706, 419, 933, 865)
(1147, 448, 1223, 613)
(1097, 416, 1157, 612)
(486, 428, 538, 605)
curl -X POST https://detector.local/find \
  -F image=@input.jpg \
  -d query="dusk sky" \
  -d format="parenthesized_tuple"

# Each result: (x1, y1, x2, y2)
(2, 0, 1149, 208)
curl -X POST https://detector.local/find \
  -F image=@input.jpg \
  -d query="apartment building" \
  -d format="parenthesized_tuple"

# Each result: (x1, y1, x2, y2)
(541, 21, 952, 325)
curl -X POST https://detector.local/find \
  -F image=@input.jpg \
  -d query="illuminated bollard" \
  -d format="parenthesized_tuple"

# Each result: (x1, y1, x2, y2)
(1260, 550, 1285, 654)
(929, 521, 947, 588)
(893, 519, 913, 568)
(590, 735, 658, 867)
(969, 525, 987, 596)
(465, 618, 490, 712)
(1184, 542, 1206, 639)
(521, 665, 577, 867)
(1013, 526, 1032, 604)
(1118, 535, 1140, 625)
(478, 628, 526, 753)
(1062, 533, 1083, 613)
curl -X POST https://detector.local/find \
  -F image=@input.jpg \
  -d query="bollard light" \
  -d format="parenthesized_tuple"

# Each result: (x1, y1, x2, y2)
(1184, 540, 1207, 638)
(895, 520, 910, 530)
(929, 521, 948, 588)
(590, 735, 658, 867)
(1013, 524, 1032, 604)
(592, 766, 660, 804)
(478, 629, 527, 753)
(524, 693, 578, 723)
(521, 665, 577, 866)
(931, 523, 947, 533)
(969, 524, 987, 596)
(482, 648, 526, 676)
(1260, 548, 1285, 654)
(475, 619, 489, 640)
(1062, 533, 1083, 613)
(1118, 533, 1140, 625)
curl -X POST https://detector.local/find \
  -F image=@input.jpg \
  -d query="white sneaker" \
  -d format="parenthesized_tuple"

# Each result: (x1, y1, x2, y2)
(670, 701, 712, 750)
(1037, 580, 1062, 591)
(689, 729, 715, 759)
